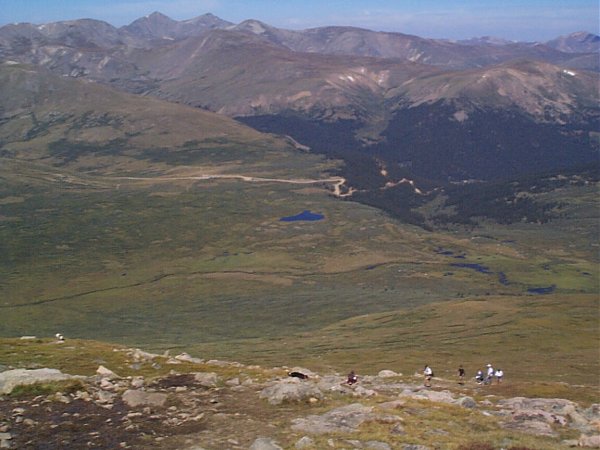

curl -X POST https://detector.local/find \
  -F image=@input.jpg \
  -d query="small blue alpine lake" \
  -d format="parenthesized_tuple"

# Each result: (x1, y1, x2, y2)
(280, 210, 325, 222)
(450, 262, 493, 274)
(527, 285, 556, 294)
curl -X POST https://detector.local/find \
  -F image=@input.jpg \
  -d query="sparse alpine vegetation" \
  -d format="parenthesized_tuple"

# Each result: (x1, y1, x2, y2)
(1, 338, 599, 449)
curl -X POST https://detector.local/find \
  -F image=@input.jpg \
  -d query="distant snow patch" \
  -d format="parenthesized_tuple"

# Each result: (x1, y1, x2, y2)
(453, 110, 469, 122)
(248, 21, 266, 34)
(562, 69, 576, 77)
(338, 74, 356, 83)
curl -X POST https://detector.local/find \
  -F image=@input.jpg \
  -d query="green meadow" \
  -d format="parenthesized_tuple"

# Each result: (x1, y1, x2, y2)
(0, 156, 598, 399)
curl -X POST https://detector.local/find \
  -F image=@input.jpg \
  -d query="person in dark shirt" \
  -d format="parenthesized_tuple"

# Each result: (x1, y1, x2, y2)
(458, 365, 465, 385)
(346, 370, 358, 385)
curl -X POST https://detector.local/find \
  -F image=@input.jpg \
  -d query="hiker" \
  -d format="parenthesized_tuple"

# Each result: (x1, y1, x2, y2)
(495, 368, 504, 384)
(475, 369, 484, 384)
(485, 364, 494, 385)
(346, 370, 358, 385)
(423, 364, 433, 387)
(457, 365, 465, 385)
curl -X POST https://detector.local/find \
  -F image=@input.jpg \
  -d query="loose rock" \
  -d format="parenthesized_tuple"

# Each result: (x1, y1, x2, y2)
(378, 370, 400, 378)
(96, 365, 120, 380)
(122, 390, 168, 408)
(193, 372, 219, 388)
(291, 403, 375, 434)
(260, 379, 323, 405)
(249, 437, 283, 450)
(295, 436, 315, 449)
(0, 369, 74, 394)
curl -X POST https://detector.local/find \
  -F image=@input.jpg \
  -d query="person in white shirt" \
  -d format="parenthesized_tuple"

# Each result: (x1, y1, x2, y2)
(423, 364, 433, 387)
(495, 368, 504, 383)
(485, 364, 494, 385)
(475, 369, 484, 384)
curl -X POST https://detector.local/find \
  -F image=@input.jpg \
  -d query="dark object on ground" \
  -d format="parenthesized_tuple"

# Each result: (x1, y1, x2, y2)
(288, 371, 309, 380)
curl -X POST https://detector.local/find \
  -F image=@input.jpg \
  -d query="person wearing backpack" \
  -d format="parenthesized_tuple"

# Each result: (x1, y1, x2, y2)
(423, 364, 433, 387)
(475, 369, 484, 384)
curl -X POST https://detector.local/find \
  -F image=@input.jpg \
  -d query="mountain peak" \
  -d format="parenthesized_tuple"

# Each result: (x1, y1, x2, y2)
(233, 19, 274, 35)
(146, 11, 172, 20)
(181, 12, 232, 28)
(545, 31, 600, 53)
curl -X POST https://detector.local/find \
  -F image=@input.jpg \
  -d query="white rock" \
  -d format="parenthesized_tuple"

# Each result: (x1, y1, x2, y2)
(295, 436, 315, 449)
(291, 403, 375, 434)
(578, 434, 600, 448)
(353, 386, 377, 397)
(259, 380, 323, 405)
(174, 353, 205, 364)
(399, 389, 456, 404)
(249, 437, 283, 450)
(0, 369, 74, 394)
(193, 372, 219, 388)
(130, 348, 159, 362)
(226, 378, 240, 386)
(122, 389, 167, 408)
(378, 370, 400, 378)
(96, 365, 119, 380)
(130, 377, 145, 389)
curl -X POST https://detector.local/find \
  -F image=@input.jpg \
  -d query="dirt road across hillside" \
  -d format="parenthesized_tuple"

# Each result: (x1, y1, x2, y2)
(109, 174, 353, 197)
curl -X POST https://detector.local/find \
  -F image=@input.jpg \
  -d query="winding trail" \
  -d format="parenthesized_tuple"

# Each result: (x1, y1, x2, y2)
(108, 174, 353, 197)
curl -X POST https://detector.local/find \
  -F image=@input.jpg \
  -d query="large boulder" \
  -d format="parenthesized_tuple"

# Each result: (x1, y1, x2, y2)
(457, 396, 477, 409)
(0, 369, 75, 394)
(121, 389, 168, 408)
(378, 370, 401, 378)
(291, 403, 375, 434)
(130, 348, 160, 362)
(579, 434, 600, 448)
(96, 365, 120, 380)
(502, 418, 557, 437)
(175, 353, 205, 364)
(352, 385, 378, 397)
(398, 388, 456, 404)
(193, 372, 219, 388)
(497, 396, 585, 437)
(249, 438, 283, 450)
(497, 397, 577, 414)
(317, 375, 345, 392)
(259, 379, 323, 405)
(294, 436, 315, 449)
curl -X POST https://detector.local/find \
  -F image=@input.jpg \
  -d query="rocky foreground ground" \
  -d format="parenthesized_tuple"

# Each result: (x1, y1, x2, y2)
(0, 344, 598, 450)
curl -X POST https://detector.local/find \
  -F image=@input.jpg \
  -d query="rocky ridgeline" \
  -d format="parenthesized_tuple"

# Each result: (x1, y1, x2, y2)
(0, 347, 598, 449)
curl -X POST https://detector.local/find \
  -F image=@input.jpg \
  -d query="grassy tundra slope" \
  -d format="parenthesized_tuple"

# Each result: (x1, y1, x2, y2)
(0, 63, 598, 398)
(0, 63, 322, 177)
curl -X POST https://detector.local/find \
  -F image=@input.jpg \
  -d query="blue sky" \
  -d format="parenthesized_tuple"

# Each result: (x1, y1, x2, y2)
(1, 0, 598, 41)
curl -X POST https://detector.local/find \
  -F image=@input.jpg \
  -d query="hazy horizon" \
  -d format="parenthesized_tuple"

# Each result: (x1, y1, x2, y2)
(1, 0, 598, 42)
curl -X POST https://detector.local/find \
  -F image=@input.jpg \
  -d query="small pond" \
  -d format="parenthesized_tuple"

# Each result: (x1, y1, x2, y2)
(528, 285, 556, 294)
(280, 210, 325, 222)
(450, 263, 493, 274)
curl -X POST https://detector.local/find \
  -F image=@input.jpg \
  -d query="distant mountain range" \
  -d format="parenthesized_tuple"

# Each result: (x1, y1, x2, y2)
(1, 12, 598, 224)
